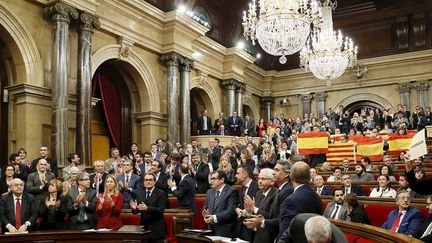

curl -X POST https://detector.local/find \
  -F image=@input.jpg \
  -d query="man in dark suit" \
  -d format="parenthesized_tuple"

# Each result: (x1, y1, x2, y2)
(341, 174, 365, 196)
(25, 158, 56, 197)
(31, 146, 58, 177)
(213, 112, 227, 131)
(381, 190, 424, 235)
(243, 168, 277, 243)
(67, 172, 97, 230)
(197, 110, 212, 135)
(242, 114, 256, 137)
(118, 159, 143, 208)
(323, 188, 349, 220)
(131, 173, 168, 243)
(0, 178, 37, 233)
(9, 153, 28, 182)
(203, 170, 239, 238)
(227, 111, 243, 136)
(89, 160, 108, 195)
(208, 138, 223, 170)
(215, 124, 228, 136)
(191, 152, 210, 194)
(150, 160, 169, 194)
(279, 162, 323, 240)
(413, 195, 432, 241)
(234, 164, 259, 241)
(168, 164, 197, 212)
(243, 160, 294, 241)
(313, 175, 333, 196)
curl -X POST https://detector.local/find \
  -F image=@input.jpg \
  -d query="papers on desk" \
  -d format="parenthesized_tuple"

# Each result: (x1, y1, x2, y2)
(5, 231, 28, 234)
(184, 229, 212, 234)
(83, 228, 112, 232)
(205, 236, 248, 242)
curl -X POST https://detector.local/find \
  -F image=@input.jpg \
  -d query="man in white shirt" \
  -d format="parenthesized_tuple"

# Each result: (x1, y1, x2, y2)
(323, 187, 349, 220)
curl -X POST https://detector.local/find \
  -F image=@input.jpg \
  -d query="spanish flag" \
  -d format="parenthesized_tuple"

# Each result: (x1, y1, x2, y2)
(327, 141, 355, 163)
(297, 132, 328, 154)
(387, 133, 415, 156)
(348, 135, 364, 143)
(356, 137, 383, 162)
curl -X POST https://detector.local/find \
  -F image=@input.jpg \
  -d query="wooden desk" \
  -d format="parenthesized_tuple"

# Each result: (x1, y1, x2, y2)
(0, 230, 151, 243)
(176, 233, 212, 243)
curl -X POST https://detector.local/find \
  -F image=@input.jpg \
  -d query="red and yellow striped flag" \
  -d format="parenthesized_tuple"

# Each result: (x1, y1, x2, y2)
(348, 135, 364, 143)
(356, 137, 383, 162)
(387, 133, 415, 156)
(297, 132, 329, 154)
(327, 141, 355, 163)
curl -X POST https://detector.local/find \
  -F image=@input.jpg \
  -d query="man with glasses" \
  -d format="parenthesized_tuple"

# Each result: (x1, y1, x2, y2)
(0, 178, 37, 233)
(203, 170, 239, 238)
(67, 172, 97, 230)
(118, 159, 142, 209)
(131, 173, 167, 243)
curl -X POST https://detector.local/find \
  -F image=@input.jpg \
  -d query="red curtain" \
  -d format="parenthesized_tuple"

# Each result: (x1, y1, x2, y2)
(92, 73, 121, 148)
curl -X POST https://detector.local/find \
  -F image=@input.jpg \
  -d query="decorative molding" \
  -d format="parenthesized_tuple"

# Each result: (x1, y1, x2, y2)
(299, 94, 313, 103)
(236, 82, 246, 93)
(78, 12, 100, 30)
(221, 79, 239, 90)
(44, 1, 79, 23)
(117, 36, 135, 59)
(179, 57, 194, 72)
(315, 92, 327, 102)
(160, 52, 183, 67)
(397, 82, 413, 93)
(194, 70, 208, 88)
(415, 80, 431, 91)
(261, 96, 274, 104)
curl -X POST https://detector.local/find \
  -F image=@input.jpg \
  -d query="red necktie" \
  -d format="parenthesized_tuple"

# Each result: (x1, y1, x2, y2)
(390, 212, 402, 232)
(242, 186, 248, 199)
(16, 197, 22, 229)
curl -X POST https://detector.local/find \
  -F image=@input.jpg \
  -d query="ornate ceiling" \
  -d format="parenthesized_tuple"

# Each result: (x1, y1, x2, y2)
(146, 0, 432, 71)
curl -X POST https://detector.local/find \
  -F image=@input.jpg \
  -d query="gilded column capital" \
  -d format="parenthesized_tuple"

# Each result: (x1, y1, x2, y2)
(260, 96, 274, 105)
(315, 92, 327, 102)
(397, 82, 413, 93)
(78, 12, 100, 30)
(44, 1, 79, 23)
(160, 52, 183, 67)
(415, 81, 432, 91)
(221, 79, 239, 90)
(299, 94, 313, 103)
(179, 57, 194, 72)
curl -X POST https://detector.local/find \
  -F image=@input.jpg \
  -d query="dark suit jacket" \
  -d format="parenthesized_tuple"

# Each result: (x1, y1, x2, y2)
(253, 187, 278, 243)
(38, 193, 68, 229)
(171, 174, 196, 212)
(239, 180, 259, 209)
(348, 205, 371, 225)
(204, 184, 239, 238)
(317, 186, 333, 196)
(279, 184, 323, 240)
(155, 171, 169, 193)
(89, 172, 108, 194)
(242, 119, 256, 137)
(117, 173, 143, 208)
(209, 146, 223, 170)
(31, 157, 58, 177)
(0, 193, 37, 232)
(323, 202, 349, 220)
(215, 129, 228, 136)
(25, 172, 56, 196)
(227, 116, 243, 135)
(343, 184, 365, 196)
(132, 187, 167, 240)
(214, 117, 227, 130)
(406, 169, 432, 195)
(381, 207, 424, 235)
(414, 214, 432, 241)
(67, 188, 97, 230)
(195, 163, 210, 194)
(197, 116, 212, 134)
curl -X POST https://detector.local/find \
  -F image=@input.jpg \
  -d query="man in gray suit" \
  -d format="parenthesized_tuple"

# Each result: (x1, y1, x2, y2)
(118, 159, 143, 208)
(203, 170, 239, 238)
(243, 168, 277, 243)
(242, 114, 256, 137)
(26, 159, 56, 197)
(67, 172, 97, 230)
(323, 187, 349, 220)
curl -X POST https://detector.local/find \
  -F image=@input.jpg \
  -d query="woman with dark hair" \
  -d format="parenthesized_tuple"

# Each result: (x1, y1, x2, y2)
(380, 165, 396, 182)
(369, 174, 396, 198)
(39, 179, 68, 229)
(255, 118, 267, 137)
(0, 164, 16, 195)
(346, 193, 371, 225)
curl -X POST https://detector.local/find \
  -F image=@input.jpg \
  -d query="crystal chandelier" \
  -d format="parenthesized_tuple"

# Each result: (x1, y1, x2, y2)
(300, 0, 357, 85)
(242, 0, 321, 64)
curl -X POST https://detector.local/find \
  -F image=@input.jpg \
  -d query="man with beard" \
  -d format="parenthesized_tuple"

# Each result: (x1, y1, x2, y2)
(351, 164, 375, 182)
(323, 188, 349, 220)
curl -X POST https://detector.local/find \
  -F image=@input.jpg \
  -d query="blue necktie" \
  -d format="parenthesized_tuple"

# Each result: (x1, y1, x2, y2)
(212, 191, 220, 213)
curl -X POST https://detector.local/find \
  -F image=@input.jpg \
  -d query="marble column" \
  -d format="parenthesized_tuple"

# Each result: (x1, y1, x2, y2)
(300, 94, 313, 116)
(415, 81, 431, 108)
(45, 2, 78, 164)
(261, 96, 274, 122)
(222, 79, 238, 116)
(315, 92, 327, 118)
(397, 83, 412, 107)
(76, 12, 100, 166)
(161, 53, 182, 150)
(179, 58, 194, 146)
(236, 82, 246, 117)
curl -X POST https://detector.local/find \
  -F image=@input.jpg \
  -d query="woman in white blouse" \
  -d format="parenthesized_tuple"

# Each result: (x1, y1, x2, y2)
(369, 174, 396, 198)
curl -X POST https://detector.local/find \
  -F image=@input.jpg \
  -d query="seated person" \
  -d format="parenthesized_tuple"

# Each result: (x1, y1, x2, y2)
(346, 193, 370, 225)
(351, 164, 375, 182)
(361, 156, 377, 172)
(313, 175, 332, 196)
(340, 174, 364, 196)
(397, 174, 425, 199)
(327, 167, 342, 182)
(413, 195, 432, 241)
(381, 190, 424, 235)
(323, 188, 349, 220)
(370, 174, 397, 198)
(380, 165, 396, 182)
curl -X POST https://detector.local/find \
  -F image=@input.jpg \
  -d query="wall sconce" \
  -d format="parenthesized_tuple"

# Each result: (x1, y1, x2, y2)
(354, 64, 368, 79)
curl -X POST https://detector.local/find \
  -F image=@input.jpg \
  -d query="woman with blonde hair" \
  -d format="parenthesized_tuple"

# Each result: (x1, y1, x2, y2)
(96, 174, 124, 230)
(218, 155, 236, 185)
(39, 179, 68, 229)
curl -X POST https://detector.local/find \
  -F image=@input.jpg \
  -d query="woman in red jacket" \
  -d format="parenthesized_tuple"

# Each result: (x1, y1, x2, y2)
(96, 174, 124, 230)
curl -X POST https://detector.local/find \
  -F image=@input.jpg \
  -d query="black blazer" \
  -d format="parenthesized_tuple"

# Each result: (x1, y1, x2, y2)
(238, 180, 259, 209)
(89, 172, 108, 194)
(31, 157, 58, 177)
(0, 193, 37, 232)
(38, 192, 68, 229)
(195, 163, 210, 194)
(253, 187, 278, 243)
(343, 184, 365, 196)
(171, 174, 196, 212)
(132, 187, 167, 240)
(348, 205, 371, 225)
(197, 116, 212, 133)
(66, 188, 97, 230)
(414, 214, 432, 241)
(155, 171, 169, 193)
(406, 170, 432, 195)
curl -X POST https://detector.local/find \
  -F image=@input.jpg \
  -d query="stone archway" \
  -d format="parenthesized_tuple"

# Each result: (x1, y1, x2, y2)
(190, 74, 222, 119)
(333, 93, 395, 114)
(242, 93, 260, 121)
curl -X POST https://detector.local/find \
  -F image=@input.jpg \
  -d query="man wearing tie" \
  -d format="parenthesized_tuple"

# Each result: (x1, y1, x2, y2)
(414, 195, 432, 241)
(197, 110, 212, 135)
(90, 160, 108, 195)
(131, 173, 167, 243)
(381, 190, 424, 235)
(67, 172, 97, 230)
(0, 178, 37, 233)
(323, 188, 349, 220)
(242, 114, 256, 137)
(228, 111, 243, 136)
(118, 159, 143, 208)
(168, 164, 197, 212)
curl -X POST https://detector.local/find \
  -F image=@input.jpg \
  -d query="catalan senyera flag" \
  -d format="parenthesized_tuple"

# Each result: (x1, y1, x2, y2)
(330, 134, 344, 143)
(387, 133, 415, 156)
(327, 141, 355, 163)
(356, 137, 383, 162)
(297, 132, 328, 154)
